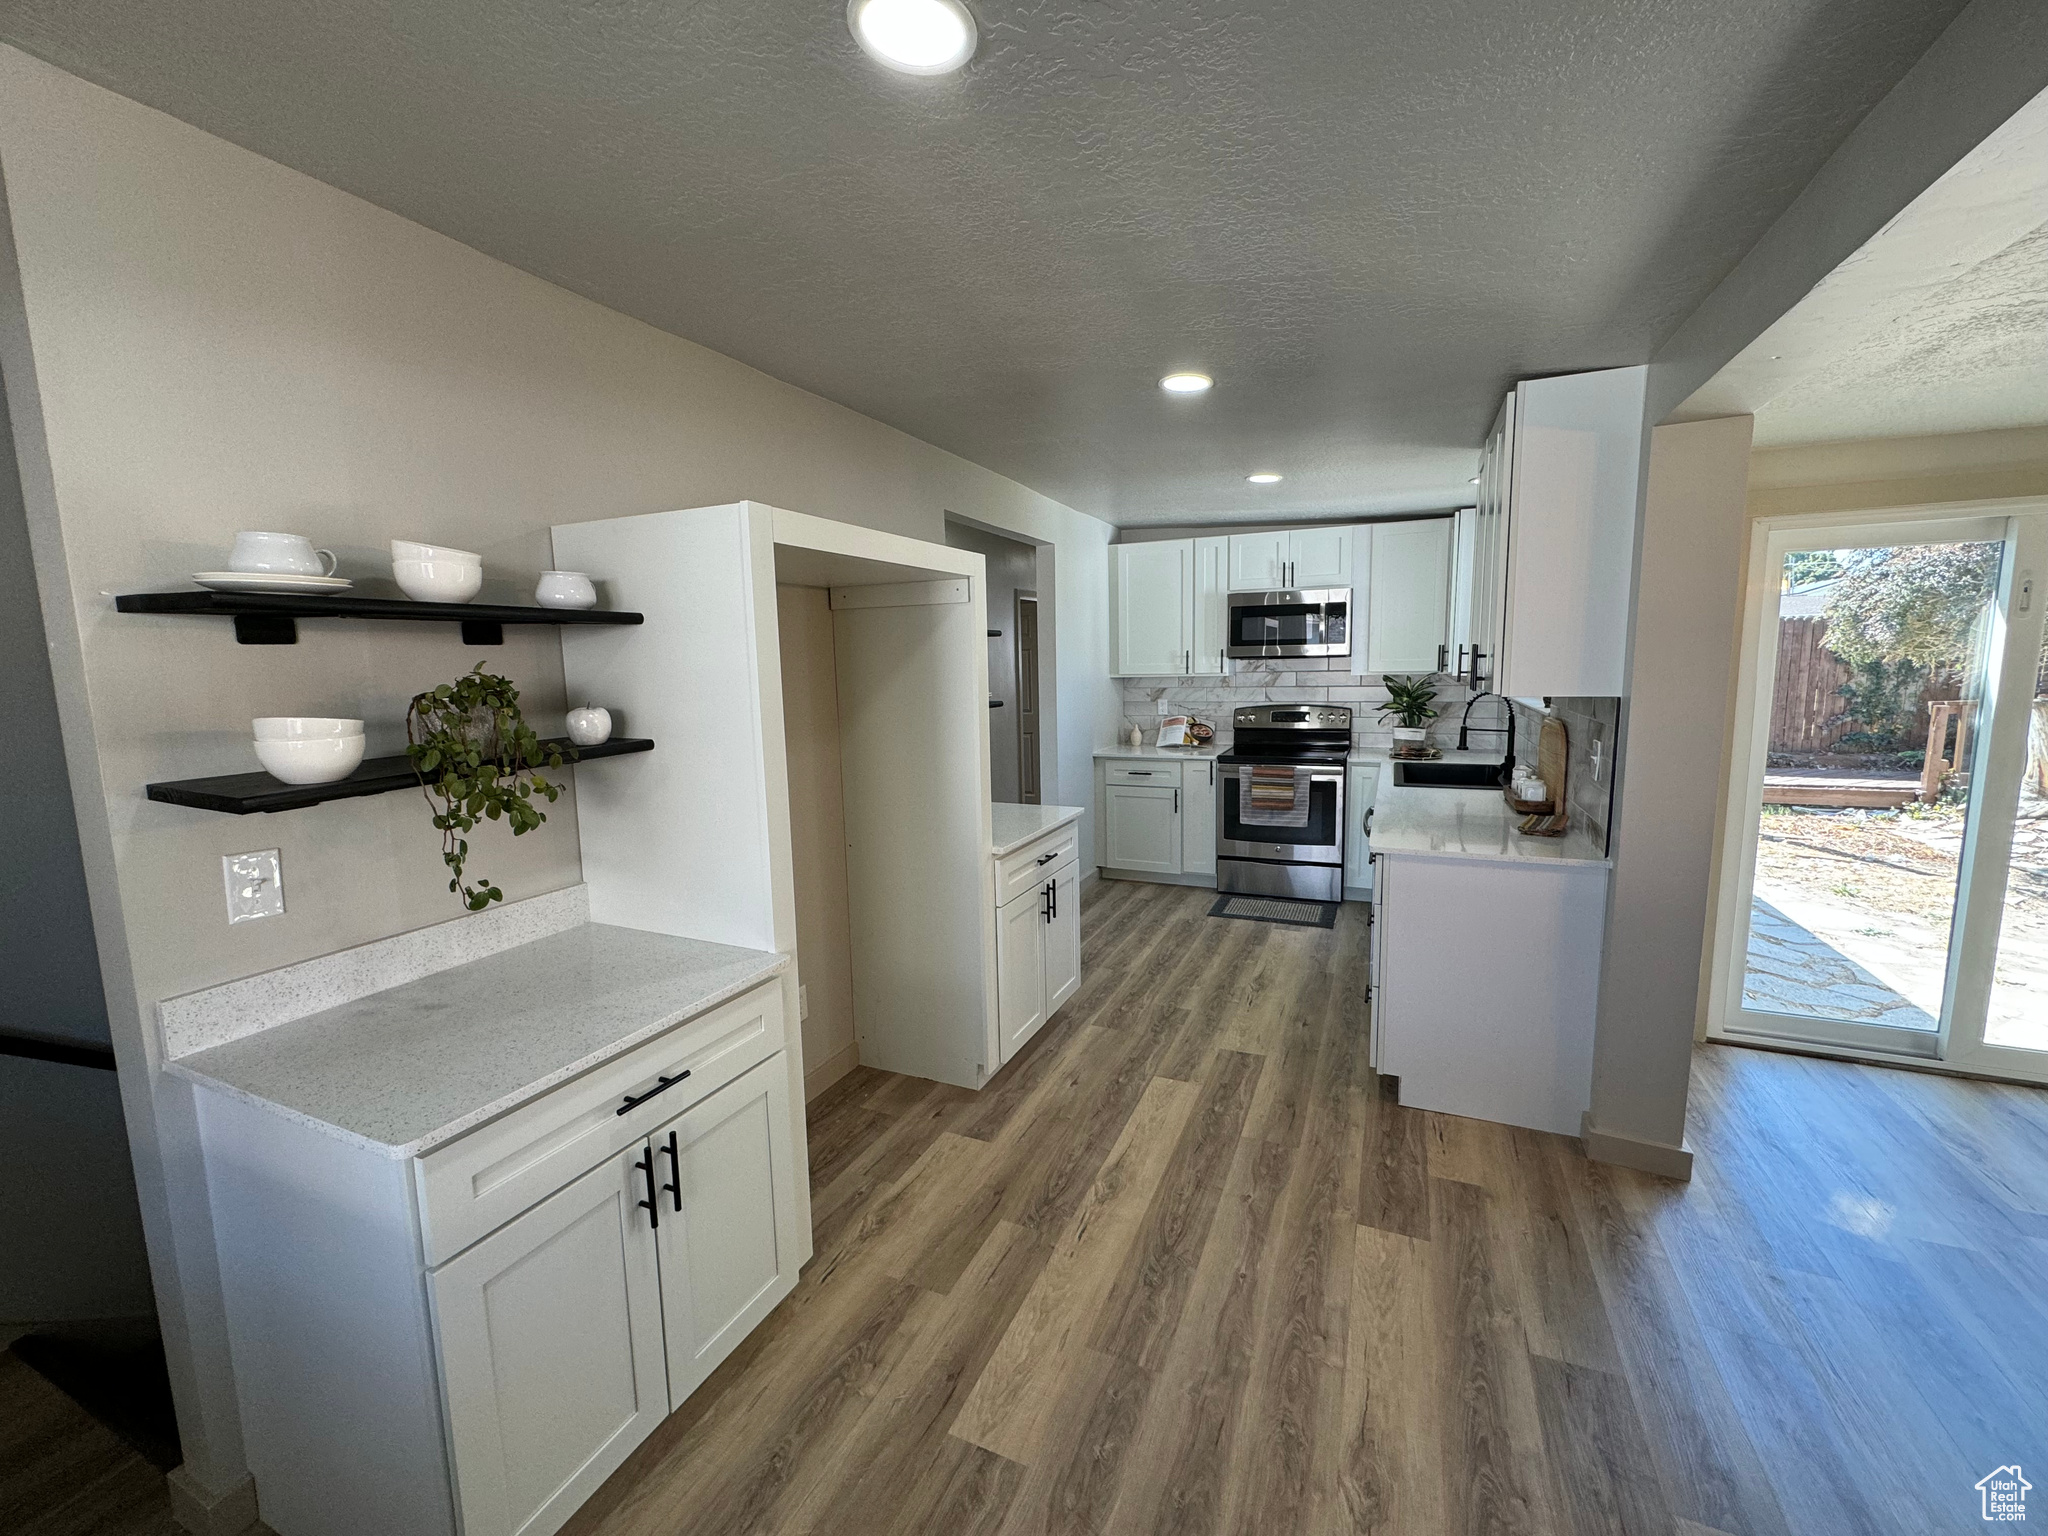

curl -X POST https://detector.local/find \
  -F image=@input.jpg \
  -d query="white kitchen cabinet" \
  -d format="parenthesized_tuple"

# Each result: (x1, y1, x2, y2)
(1287, 525, 1354, 588)
(1373, 852, 1608, 1136)
(1181, 757, 1218, 876)
(431, 1151, 670, 1536)
(1227, 529, 1289, 589)
(1111, 541, 1193, 675)
(650, 1057, 805, 1403)
(1366, 518, 1452, 674)
(1228, 526, 1353, 591)
(1343, 763, 1378, 897)
(1463, 366, 1648, 696)
(1189, 535, 1230, 675)
(1105, 783, 1182, 873)
(994, 826, 1081, 1062)
(191, 978, 803, 1536)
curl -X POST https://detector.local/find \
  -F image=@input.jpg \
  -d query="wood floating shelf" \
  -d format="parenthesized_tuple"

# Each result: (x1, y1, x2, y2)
(114, 590, 646, 647)
(145, 737, 654, 815)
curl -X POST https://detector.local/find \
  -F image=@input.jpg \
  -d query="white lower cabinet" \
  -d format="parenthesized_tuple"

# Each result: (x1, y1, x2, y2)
(1104, 784, 1182, 874)
(431, 1152, 670, 1536)
(1181, 759, 1217, 877)
(996, 839, 1081, 1062)
(651, 1057, 805, 1402)
(193, 978, 805, 1536)
(1343, 763, 1378, 896)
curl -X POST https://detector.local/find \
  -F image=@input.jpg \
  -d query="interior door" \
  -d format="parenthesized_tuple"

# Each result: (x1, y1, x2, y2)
(1043, 861, 1082, 1018)
(430, 1150, 669, 1536)
(1711, 507, 2048, 1081)
(1105, 784, 1182, 873)
(1190, 535, 1230, 675)
(1228, 530, 1288, 590)
(997, 883, 1047, 1058)
(1287, 525, 1353, 588)
(1113, 541, 1191, 675)
(650, 1056, 803, 1403)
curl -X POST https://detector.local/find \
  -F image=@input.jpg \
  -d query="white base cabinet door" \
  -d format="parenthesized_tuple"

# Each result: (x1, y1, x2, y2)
(1104, 784, 1182, 874)
(997, 881, 1049, 1058)
(1181, 759, 1217, 877)
(651, 1057, 804, 1403)
(431, 1151, 670, 1536)
(1044, 859, 1082, 1016)
(1343, 763, 1378, 895)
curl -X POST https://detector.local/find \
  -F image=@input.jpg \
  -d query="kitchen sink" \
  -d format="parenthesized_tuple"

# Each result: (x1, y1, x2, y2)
(1393, 760, 1507, 789)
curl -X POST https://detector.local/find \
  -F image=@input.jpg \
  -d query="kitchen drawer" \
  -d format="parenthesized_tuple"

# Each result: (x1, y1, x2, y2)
(415, 979, 785, 1267)
(996, 825, 1080, 907)
(1104, 761, 1183, 787)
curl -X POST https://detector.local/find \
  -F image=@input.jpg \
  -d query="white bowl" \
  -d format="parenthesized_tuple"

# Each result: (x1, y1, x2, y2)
(394, 557, 484, 604)
(254, 733, 366, 785)
(391, 539, 482, 563)
(253, 716, 364, 741)
(534, 570, 598, 610)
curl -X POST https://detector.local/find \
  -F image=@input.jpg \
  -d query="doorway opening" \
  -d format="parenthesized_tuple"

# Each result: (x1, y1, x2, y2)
(1709, 502, 2048, 1081)
(943, 518, 1049, 806)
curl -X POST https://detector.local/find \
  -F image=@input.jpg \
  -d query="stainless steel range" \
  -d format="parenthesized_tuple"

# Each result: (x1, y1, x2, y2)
(1215, 704, 1351, 901)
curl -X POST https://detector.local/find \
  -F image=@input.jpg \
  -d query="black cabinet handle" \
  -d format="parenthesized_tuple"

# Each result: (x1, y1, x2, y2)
(616, 1070, 691, 1116)
(1042, 881, 1052, 923)
(662, 1129, 682, 1213)
(1437, 643, 1448, 672)
(1173, 789, 1179, 815)
(635, 1148, 660, 1229)
(1051, 876, 1058, 920)
(1035, 850, 1058, 865)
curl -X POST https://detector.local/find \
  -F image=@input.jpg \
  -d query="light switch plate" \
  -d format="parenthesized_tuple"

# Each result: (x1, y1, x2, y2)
(224, 849, 285, 924)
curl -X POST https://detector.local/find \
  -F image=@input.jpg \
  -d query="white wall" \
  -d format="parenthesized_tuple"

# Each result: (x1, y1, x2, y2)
(0, 46, 1115, 1503)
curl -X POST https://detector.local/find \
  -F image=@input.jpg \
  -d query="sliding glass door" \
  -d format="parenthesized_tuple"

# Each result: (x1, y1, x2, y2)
(1710, 503, 2048, 1082)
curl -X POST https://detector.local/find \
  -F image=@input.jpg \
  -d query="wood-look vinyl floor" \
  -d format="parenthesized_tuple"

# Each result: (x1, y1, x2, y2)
(561, 878, 2048, 1536)
(0, 1349, 179, 1536)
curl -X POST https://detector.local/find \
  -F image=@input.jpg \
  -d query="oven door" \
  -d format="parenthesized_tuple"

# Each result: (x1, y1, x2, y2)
(1226, 588, 1351, 659)
(1216, 763, 1346, 864)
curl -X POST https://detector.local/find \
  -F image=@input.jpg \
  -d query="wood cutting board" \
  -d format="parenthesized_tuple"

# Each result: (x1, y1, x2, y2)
(1520, 715, 1570, 837)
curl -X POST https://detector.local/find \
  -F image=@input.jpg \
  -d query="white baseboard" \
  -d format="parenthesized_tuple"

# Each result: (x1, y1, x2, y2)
(803, 1040, 860, 1102)
(167, 1467, 263, 1536)
(1098, 868, 1216, 888)
(1579, 1113, 1694, 1181)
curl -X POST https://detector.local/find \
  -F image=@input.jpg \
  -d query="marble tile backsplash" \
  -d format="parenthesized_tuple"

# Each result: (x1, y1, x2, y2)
(1119, 660, 1502, 754)
(1509, 696, 1620, 852)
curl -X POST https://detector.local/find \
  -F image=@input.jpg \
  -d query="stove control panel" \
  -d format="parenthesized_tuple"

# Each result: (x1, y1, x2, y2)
(1234, 705, 1353, 729)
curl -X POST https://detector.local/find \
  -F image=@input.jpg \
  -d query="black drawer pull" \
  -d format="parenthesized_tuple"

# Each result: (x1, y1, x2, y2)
(1035, 850, 1059, 865)
(635, 1147, 660, 1229)
(616, 1070, 691, 1116)
(662, 1129, 682, 1212)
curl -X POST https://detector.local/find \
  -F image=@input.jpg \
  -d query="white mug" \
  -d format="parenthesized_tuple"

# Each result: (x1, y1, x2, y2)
(229, 531, 336, 577)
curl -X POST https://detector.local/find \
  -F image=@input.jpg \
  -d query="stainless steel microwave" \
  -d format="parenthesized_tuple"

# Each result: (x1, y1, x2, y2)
(1225, 587, 1352, 660)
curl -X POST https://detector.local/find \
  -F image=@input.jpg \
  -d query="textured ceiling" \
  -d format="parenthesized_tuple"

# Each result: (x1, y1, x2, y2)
(1678, 84, 2048, 448)
(0, 0, 1974, 525)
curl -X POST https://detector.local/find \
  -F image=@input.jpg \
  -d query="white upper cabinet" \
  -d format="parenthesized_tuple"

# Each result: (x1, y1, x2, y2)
(1287, 525, 1353, 588)
(1226, 530, 1289, 590)
(1110, 541, 1192, 676)
(1464, 366, 1648, 697)
(1366, 519, 1452, 674)
(1227, 527, 1352, 591)
(1189, 535, 1230, 675)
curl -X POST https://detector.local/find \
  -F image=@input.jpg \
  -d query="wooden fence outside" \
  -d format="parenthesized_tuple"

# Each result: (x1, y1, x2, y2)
(1770, 616, 1854, 753)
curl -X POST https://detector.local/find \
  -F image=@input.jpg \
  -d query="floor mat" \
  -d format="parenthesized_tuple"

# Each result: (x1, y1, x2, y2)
(1208, 893, 1339, 928)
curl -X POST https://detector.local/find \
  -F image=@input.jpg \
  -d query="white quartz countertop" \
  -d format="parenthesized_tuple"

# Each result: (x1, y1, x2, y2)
(1093, 742, 1227, 760)
(166, 924, 787, 1159)
(992, 802, 1085, 858)
(1365, 760, 1610, 867)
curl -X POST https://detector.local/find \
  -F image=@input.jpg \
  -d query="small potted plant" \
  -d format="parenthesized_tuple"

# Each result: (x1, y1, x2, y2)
(1379, 674, 1439, 751)
(407, 664, 577, 910)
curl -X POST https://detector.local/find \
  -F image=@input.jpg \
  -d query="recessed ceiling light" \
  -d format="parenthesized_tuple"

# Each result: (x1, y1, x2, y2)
(1159, 372, 1212, 394)
(847, 0, 977, 75)
(1247, 473, 1282, 484)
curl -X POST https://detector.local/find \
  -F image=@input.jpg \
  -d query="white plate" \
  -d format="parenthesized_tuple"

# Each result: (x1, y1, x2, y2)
(193, 572, 355, 594)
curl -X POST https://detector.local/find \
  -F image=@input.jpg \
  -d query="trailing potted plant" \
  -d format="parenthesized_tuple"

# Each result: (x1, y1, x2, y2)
(1379, 673, 1439, 749)
(407, 664, 577, 910)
